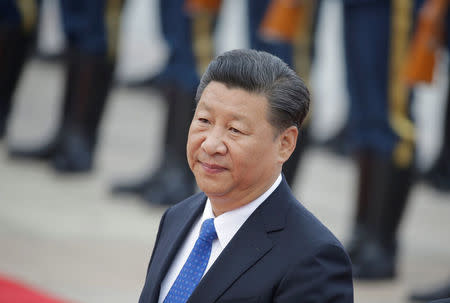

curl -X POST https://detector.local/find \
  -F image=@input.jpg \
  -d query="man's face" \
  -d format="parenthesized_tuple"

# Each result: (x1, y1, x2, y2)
(187, 81, 290, 215)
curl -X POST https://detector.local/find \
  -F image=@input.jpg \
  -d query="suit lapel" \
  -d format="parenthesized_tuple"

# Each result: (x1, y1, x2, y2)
(145, 194, 207, 303)
(187, 179, 292, 303)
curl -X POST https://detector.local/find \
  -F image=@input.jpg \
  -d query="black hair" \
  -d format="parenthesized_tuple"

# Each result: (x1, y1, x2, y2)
(196, 49, 310, 134)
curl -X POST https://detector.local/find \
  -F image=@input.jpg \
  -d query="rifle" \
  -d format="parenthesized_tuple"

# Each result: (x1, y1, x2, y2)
(259, 0, 306, 43)
(403, 0, 448, 85)
(185, 0, 222, 15)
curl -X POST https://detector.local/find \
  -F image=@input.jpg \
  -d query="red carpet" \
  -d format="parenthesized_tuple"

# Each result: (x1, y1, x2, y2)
(0, 275, 70, 303)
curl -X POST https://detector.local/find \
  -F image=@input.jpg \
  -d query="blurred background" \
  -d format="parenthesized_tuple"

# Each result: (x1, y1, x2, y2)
(1, 0, 449, 302)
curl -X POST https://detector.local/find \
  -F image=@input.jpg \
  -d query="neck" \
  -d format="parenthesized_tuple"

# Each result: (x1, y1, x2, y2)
(209, 173, 280, 216)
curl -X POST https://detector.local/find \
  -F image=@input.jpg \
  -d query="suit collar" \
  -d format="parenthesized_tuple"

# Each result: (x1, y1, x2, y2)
(187, 178, 293, 302)
(146, 193, 207, 303)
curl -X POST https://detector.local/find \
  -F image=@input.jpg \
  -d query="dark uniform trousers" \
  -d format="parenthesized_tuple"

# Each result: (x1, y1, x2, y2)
(343, 0, 416, 280)
(2, 0, 124, 173)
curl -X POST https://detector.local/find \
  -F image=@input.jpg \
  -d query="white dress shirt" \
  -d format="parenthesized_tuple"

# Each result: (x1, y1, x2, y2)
(158, 174, 282, 303)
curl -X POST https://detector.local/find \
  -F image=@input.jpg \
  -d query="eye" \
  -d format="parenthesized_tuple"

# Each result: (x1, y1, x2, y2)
(229, 127, 241, 134)
(198, 118, 210, 124)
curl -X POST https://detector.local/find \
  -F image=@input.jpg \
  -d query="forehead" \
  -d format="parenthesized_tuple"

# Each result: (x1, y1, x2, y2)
(197, 82, 269, 118)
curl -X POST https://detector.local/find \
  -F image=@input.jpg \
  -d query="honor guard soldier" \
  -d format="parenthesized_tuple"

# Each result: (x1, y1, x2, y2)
(7, 0, 124, 173)
(343, 0, 416, 280)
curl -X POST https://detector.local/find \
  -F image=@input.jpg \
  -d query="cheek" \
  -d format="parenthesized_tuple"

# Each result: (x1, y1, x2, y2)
(187, 133, 202, 160)
(229, 145, 257, 173)
(235, 142, 276, 172)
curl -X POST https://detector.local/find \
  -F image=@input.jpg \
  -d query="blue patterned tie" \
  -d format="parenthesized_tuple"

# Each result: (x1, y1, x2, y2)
(163, 218, 217, 303)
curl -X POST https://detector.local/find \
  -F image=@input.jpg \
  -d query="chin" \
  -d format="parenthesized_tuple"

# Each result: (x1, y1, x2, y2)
(196, 179, 227, 197)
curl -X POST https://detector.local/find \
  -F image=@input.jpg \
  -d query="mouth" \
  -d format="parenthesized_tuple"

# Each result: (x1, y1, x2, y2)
(199, 161, 227, 174)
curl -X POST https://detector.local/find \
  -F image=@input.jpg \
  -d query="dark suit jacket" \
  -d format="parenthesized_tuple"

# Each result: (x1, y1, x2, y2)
(139, 178, 354, 303)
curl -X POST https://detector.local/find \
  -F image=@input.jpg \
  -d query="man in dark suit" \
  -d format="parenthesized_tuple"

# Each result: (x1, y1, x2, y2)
(138, 49, 353, 303)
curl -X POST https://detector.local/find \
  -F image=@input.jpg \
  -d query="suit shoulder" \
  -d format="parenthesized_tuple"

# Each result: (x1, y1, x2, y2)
(284, 197, 345, 252)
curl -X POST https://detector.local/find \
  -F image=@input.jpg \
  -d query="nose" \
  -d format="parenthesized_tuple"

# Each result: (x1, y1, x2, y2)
(201, 128, 227, 155)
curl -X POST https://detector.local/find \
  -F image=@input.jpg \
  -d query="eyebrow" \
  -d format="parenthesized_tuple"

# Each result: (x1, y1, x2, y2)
(230, 113, 250, 123)
(197, 102, 210, 111)
(197, 101, 251, 124)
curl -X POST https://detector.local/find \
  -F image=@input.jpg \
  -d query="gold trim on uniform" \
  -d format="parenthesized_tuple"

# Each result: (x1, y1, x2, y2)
(293, 0, 316, 127)
(16, 0, 37, 33)
(293, 0, 315, 85)
(105, 0, 124, 60)
(192, 12, 216, 75)
(389, 0, 415, 167)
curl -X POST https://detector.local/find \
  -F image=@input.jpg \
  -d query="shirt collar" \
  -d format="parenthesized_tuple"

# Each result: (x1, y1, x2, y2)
(200, 174, 282, 249)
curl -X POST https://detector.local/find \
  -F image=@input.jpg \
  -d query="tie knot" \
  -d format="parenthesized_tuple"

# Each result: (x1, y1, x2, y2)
(199, 218, 217, 243)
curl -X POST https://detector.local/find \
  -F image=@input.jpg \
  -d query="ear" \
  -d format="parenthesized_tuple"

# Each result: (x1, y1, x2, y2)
(277, 126, 298, 163)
